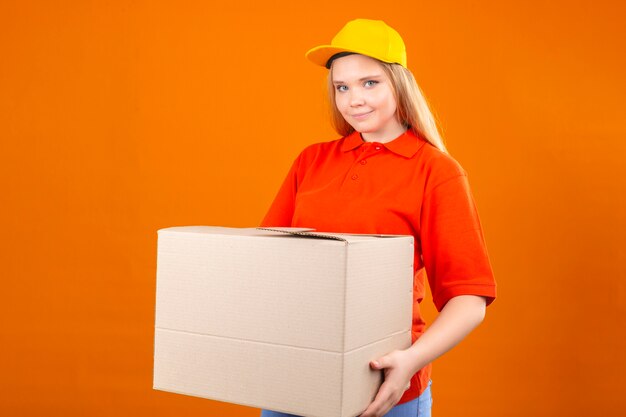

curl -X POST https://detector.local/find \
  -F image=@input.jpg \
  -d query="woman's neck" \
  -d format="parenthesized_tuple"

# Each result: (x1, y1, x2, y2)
(360, 124, 407, 143)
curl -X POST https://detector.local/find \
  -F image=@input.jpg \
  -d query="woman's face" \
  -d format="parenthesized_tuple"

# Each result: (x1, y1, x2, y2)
(331, 54, 405, 143)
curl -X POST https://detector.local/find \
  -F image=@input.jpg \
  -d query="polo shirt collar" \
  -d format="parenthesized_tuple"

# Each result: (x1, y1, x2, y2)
(340, 129, 426, 158)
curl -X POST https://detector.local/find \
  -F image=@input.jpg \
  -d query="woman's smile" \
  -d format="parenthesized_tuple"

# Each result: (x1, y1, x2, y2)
(351, 110, 374, 119)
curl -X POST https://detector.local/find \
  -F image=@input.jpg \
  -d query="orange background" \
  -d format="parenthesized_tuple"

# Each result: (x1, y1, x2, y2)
(1, 1, 624, 416)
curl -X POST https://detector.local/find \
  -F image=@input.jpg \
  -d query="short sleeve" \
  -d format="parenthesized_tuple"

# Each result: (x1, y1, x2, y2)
(260, 153, 302, 227)
(420, 168, 496, 312)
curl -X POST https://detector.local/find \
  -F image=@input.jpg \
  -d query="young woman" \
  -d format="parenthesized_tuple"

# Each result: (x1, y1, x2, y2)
(260, 19, 496, 417)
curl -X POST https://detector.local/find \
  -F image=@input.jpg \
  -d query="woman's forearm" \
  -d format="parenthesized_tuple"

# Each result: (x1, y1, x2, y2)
(406, 295, 487, 374)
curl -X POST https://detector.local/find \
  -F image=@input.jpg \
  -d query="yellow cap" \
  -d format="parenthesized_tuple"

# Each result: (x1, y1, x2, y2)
(306, 19, 407, 68)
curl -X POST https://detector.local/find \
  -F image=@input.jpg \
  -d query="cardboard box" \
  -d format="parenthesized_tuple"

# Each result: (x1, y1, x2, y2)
(153, 226, 414, 417)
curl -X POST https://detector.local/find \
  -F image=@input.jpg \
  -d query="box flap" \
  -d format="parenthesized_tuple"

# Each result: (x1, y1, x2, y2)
(256, 227, 408, 243)
(257, 227, 348, 242)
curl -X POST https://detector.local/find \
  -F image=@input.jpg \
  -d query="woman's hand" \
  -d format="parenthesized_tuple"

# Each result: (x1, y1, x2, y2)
(359, 295, 488, 417)
(358, 349, 417, 417)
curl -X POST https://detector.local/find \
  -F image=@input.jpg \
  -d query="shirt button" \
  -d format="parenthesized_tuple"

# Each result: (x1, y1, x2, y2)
(360, 160, 367, 165)
(375, 146, 381, 150)
(351, 174, 359, 180)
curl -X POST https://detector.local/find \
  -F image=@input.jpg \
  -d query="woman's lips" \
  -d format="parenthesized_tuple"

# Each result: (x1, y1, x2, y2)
(351, 110, 373, 120)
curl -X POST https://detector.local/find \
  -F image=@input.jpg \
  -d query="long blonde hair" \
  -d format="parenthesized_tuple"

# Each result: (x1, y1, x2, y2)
(327, 60, 447, 153)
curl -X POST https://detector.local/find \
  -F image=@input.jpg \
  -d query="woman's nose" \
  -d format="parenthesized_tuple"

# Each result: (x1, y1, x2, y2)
(350, 90, 365, 106)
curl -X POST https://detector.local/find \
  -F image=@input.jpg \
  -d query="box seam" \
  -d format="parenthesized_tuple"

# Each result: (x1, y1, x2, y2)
(340, 243, 350, 416)
(154, 328, 410, 354)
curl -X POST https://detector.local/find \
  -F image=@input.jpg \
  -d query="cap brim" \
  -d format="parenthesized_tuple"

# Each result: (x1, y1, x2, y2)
(305, 45, 352, 67)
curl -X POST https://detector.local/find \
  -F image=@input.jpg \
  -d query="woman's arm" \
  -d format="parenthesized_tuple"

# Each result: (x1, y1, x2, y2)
(359, 294, 487, 417)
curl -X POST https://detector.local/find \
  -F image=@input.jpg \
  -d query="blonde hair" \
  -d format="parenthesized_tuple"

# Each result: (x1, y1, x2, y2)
(327, 60, 447, 153)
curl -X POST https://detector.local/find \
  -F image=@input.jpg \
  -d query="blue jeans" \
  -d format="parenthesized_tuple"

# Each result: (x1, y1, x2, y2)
(260, 380, 432, 417)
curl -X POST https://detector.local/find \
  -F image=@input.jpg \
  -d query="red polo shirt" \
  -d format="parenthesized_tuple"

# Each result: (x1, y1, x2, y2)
(261, 129, 496, 403)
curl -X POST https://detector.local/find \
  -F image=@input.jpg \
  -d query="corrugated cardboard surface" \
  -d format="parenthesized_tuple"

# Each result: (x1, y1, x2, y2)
(153, 226, 414, 417)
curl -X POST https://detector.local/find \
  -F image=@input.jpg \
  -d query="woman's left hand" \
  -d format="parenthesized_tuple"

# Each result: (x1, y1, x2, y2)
(359, 349, 416, 417)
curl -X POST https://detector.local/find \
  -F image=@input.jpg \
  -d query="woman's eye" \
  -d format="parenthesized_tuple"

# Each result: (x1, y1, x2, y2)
(364, 80, 379, 87)
(336, 85, 348, 92)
